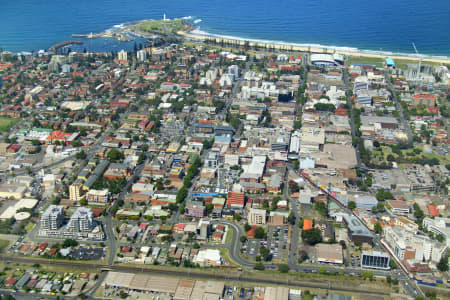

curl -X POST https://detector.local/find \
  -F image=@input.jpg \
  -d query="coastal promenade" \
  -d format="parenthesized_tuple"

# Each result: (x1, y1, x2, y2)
(178, 31, 450, 65)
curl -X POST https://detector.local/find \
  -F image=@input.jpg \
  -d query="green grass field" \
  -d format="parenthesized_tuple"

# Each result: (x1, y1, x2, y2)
(346, 56, 384, 67)
(0, 239, 10, 253)
(134, 19, 191, 34)
(0, 117, 19, 132)
(346, 55, 443, 70)
(225, 228, 233, 244)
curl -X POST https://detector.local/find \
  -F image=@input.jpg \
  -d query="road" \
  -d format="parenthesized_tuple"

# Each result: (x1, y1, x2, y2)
(343, 68, 362, 167)
(286, 167, 300, 269)
(384, 70, 413, 143)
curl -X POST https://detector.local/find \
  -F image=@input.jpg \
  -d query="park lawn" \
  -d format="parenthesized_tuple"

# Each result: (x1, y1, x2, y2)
(225, 227, 233, 244)
(134, 19, 190, 34)
(423, 152, 450, 164)
(394, 58, 441, 70)
(0, 239, 10, 253)
(346, 56, 383, 67)
(0, 117, 19, 132)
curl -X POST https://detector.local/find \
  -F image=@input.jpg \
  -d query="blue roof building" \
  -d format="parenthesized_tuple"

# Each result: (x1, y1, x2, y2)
(385, 57, 395, 67)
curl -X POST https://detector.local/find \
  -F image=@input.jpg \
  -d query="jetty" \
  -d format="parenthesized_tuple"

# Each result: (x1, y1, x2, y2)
(50, 40, 83, 51)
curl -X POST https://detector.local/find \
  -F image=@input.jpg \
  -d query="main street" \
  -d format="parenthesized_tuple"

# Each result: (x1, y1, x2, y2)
(384, 70, 413, 143)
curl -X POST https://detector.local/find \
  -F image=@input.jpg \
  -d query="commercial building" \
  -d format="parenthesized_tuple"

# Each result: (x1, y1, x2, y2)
(241, 156, 266, 183)
(310, 54, 343, 66)
(248, 208, 267, 225)
(361, 251, 390, 270)
(352, 194, 378, 210)
(193, 249, 222, 266)
(226, 192, 245, 208)
(342, 213, 373, 244)
(394, 216, 418, 234)
(384, 226, 445, 263)
(316, 243, 343, 264)
(103, 272, 224, 299)
(0, 184, 26, 199)
(423, 217, 450, 247)
(0, 198, 38, 220)
(264, 286, 289, 300)
(40, 205, 64, 230)
(387, 200, 410, 215)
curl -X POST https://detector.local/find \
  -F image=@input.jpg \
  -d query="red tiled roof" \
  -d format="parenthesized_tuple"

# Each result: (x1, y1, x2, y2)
(413, 94, 437, 100)
(227, 192, 245, 206)
(428, 205, 439, 217)
(303, 219, 313, 230)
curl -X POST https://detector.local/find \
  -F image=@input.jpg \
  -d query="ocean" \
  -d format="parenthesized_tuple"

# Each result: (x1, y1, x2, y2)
(1, 0, 450, 56)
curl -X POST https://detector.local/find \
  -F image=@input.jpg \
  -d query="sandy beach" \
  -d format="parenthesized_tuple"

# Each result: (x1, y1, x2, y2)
(178, 31, 450, 65)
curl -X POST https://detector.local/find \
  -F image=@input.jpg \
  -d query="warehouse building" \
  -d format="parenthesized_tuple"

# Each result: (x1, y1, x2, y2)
(103, 272, 224, 299)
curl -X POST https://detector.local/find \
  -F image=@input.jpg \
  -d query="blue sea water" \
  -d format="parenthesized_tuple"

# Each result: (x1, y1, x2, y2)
(0, 0, 450, 56)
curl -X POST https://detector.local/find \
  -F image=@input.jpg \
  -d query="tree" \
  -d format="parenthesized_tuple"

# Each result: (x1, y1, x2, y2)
(374, 223, 383, 234)
(63, 239, 78, 248)
(119, 290, 128, 299)
(278, 264, 289, 273)
(193, 242, 200, 249)
(107, 149, 124, 162)
(386, 154, 395, 162)
(244, 223, 251, 232)
(413, 203, 424, 221)
(302, 228, 322, 245)
(288, 212, 296, 225)
(377, 202, 385, 212)
(436, 234, 445, 243)
(298, 250, 308, 263)
(205, 203, 214, 216)
(293, 160, 299, 170)
(314, 103, 336, 112)
(361, 271, 374, 280)
(348, 201, 356, 210)
(254, 226, 266, 239)
(437, 255, 449, 272)
(260, 246, 271, 261)
(240, 236, 247, 243)
(254, 262, 265, 270)
(376, 189, 394, 201)
(234, 213, 242, 222)
(75, 150, 87, 160)
(79, 197, 87, 206)
(390, 259, 397, 269)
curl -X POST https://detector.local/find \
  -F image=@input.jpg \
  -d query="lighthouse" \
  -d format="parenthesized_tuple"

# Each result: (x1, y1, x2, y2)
(163, 13, 166, 21)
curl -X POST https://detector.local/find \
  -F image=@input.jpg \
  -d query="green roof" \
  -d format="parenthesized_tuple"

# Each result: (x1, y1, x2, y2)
(31, 127, 53, 132)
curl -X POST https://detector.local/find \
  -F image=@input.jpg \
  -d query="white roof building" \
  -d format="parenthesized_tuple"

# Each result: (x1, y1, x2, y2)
(193, 249, 222, 266)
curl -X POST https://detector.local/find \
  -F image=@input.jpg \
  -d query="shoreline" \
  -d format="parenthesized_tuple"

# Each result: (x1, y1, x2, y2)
(179, 28, 450, 65)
